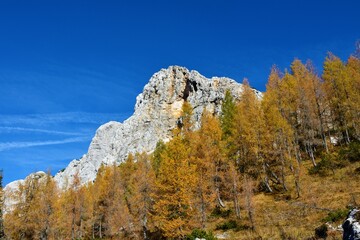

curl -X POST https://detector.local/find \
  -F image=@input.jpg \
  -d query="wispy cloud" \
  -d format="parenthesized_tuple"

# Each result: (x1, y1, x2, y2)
(0, 136, 91, 152)
(0, 126, 84, 136)
(0, 112, 130, 126)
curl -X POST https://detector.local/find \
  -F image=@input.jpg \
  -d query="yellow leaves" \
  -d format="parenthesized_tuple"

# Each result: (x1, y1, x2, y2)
(4, 173, 59, 240)
(3, 51, 359, 239)
(153, 135, 197, 238)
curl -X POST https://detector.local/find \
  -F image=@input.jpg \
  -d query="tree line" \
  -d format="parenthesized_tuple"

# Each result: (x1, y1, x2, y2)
(1, 51, 359, 240)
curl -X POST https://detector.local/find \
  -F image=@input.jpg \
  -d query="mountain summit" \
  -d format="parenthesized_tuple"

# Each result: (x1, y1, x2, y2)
(54, 66, 261, 188)
(5, 66, 257, 191)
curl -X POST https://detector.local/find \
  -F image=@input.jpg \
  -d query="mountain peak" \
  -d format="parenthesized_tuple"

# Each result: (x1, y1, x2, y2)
(53, 66, 256, 188)
(6, 66, 259, 192)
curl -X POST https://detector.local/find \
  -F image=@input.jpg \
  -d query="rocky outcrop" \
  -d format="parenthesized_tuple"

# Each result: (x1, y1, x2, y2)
(54, 66, 261, 189)
(3, 171, 47, 212)
(11, 66, 261, 190)
(342, 208, 360, 240)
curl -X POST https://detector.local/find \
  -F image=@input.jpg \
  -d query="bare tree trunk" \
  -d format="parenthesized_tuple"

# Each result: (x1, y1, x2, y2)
(306, 143, 317, 167)
(71, 208, 75, 240)
(215, 166, 225, 208)
(279, 149, 288, 191)
(317, 107, 329, 153)
(199, 188, 206, 228)
(216, 188, 225, 208)
(231, 167, 241, 219)
(99, 220, 102, 239)
(262, 163, 273, 192)
(244, 177, 255, 231)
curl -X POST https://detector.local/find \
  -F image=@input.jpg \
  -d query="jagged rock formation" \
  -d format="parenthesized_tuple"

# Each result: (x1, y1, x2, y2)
(342, 208, 360, 240)
(3, 171, 47, 212)
(54, 66, 261, 189)
(9, 66, 261, 191)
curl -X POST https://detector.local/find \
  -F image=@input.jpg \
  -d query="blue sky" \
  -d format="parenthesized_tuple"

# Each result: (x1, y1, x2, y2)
(0, 0, 359, 185)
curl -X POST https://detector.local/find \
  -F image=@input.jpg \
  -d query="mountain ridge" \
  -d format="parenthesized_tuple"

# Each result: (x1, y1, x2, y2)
(6, 66, 261, 191)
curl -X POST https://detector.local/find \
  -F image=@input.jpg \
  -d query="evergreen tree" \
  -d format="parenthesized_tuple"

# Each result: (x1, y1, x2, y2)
(220, 90, 236, 142)
(152, 140, 166, 177)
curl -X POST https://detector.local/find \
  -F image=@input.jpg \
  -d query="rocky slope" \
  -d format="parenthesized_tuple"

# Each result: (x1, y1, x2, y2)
(3, 171, 47, 212)
(9, 66, 261, 191)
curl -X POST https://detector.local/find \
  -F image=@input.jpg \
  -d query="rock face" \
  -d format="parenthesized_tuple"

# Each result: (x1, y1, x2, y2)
(50, 66, 259, 188)
(3, 171, 47, 212)
(342, 208, 360, 240)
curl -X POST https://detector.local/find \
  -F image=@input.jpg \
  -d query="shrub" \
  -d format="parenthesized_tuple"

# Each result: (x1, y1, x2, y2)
(308, 152, 346, 176)
(315, 224, 328, 239)
(339, 141, 360, 162)
(186, 229, 217, 240)
(215, 220, 238, 230)
(322, 209, 349, 223)
(210, 206, 231, 218)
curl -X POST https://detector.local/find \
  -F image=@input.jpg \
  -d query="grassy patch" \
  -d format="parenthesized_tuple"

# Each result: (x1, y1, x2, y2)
(186, 229, 217, 240)
(322, 208, 349, 223)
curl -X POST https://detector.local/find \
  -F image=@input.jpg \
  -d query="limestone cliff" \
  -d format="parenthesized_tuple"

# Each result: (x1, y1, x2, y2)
(50, 66, 260, 188)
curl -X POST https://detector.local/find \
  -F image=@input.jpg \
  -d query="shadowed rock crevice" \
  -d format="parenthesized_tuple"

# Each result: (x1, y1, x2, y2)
(183, 79, 198, 101)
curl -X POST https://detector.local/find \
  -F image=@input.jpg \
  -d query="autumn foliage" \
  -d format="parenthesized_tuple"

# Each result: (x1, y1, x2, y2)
(3, 50, 360, 239)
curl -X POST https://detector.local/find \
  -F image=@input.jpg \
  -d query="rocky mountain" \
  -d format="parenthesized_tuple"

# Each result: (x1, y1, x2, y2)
(7, 66, 261, 192)
(3, 171, 47, 212)
(54, 66, 261, 189)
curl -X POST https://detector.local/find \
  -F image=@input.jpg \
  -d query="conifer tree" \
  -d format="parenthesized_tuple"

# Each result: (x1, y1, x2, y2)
(323, 53, 351, 144)
(93, 164, 131, 238)
(178, 101, 194, 142)
(219, 90, 240, 206)
(345, 56, 360, 139)
(192, 111, 224, 224)
(220, 90, 237, 161)
(306, 61, 329, 153)
(36, 173, 57, 240)
(153, 135, 196, 239)
(131, 153, 155, 239)
(220, 90, 236, 140)
(5, 172, 56, 240)
(278, 71, 304, 163)
(234, 79, 265, 178)
(262, 67, 299, 194)
(53, 173, 93, 240)
(118, 153, 156, 238)
(152, 140, 166, 177)
(291, 59, 320, 166)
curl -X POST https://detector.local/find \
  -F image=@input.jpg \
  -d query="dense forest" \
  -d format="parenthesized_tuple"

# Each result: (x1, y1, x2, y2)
(0, 50, 360, 240)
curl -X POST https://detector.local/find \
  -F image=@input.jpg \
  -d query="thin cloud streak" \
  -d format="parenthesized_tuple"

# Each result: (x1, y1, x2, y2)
(0, 127, 85, 136)
(0, 136, 91, 152)
(0, 112, 130, 126)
